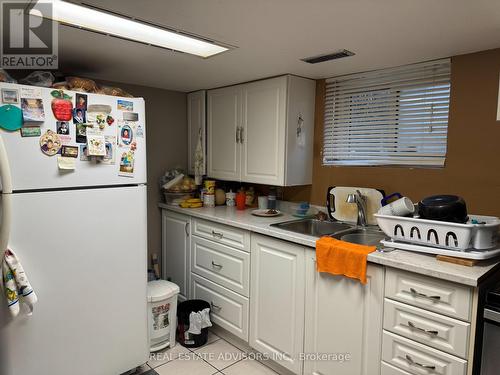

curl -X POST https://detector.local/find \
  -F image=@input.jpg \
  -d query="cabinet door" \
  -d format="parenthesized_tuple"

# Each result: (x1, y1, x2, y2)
(250, 234, 305, 374)
(304, 257, 384, 375)
(207, 85, 241, 181)
(241, 76, 287, 185)
(162, 210, 190, 301)
(187, 90, 206, 175)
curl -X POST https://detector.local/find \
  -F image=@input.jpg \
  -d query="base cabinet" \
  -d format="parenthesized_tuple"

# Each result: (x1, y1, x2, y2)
(303, 257, 385, 375)
(161, 210, 190, 301)
(249, 234, 305, 374)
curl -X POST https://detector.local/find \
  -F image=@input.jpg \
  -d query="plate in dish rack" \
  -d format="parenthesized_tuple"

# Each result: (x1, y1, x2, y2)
(381, 240, 500, 260)
(251, 209, 282, 217)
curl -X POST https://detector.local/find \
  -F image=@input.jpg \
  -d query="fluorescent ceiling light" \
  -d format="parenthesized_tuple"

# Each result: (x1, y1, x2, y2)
(46, 0, 230, 58)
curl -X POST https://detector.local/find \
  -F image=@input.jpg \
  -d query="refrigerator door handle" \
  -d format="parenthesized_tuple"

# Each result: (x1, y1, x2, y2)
(0, 134, 13, 252)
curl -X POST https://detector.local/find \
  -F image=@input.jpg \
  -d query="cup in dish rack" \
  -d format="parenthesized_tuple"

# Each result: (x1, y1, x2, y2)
(378, 197, 415, 217)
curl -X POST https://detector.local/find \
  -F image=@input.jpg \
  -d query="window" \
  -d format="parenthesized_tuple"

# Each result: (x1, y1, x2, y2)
(322, 59, 451, 167)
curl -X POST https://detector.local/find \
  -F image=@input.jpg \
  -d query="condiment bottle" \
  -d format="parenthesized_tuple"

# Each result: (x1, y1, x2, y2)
(236, 189, 246, 210)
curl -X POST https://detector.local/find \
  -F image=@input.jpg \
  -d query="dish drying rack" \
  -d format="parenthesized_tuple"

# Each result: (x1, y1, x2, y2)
(375, 214, 500, 260)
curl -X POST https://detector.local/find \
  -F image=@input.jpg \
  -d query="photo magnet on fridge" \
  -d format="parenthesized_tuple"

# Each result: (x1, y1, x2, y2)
(119, 150, 135, 177)
(20, 126, 41, 137)
(79, 144, 90, 161)
(75, 93, 87, 110)
(117, 99, 133, 111)
(72, 108, 86, 124)
(1, 88, 19, 104)
(99, 136, 116, 165)
(76, 123, 87, 143)
(39, 130, 62, 156)
(122, 112, 138, 121)
(118, 122, 133, 147)
(86, 128, 106, 156)
(21, 98, 45, 123)
(56, 121, 70, 135)
(61, 145, 78, 158)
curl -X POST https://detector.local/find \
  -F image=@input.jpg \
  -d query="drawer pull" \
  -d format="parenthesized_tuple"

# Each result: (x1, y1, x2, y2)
(408, 321, 439, 336)
(211, 230, 224, 239)
(211, 301, 222, 310)
(211, 260, 223, 269)
(405, 354, 436, 370)
(409, 287, 441, 301)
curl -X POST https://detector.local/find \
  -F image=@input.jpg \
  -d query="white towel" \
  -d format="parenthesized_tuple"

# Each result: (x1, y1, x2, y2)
(2, 249, 37, 317)
(187, 307, 212, 335)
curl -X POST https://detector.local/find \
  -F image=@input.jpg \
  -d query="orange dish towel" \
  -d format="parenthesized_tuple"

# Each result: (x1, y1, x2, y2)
(315, 237, 376, 284)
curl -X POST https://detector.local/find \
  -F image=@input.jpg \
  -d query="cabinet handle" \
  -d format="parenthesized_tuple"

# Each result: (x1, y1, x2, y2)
(408, 321, 439, 336)
(185, 222, 190, 237)
(409, 287, 441, 301)
(211, 301, 222, 310)
(240, 127, 244, 143)
(236, 127, 240, 143)
(211, 260, 223, 269)
(405, 354, 436, 370)
(211, 230, 223, 239)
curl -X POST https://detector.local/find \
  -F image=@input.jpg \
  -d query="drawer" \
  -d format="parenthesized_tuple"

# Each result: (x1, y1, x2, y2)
(191, 273, 249, 341)
(381, 361, 413, 375)
(384, 299, 470, 358)
(192, 218, 250, 251)
(385, 269, 472, 321)
(382, 331, 467, 375)
(191, 236, 250, 297)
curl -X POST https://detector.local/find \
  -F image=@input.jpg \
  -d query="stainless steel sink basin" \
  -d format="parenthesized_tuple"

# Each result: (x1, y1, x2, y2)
(271, 219, 354, 237)
(332, 228, 387, 246)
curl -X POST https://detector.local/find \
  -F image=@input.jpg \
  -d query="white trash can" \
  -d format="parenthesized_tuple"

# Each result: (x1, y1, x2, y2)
(147, 280, 180, 352)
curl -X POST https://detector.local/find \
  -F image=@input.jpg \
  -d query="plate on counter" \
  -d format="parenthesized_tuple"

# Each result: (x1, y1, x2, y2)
(251, 209, 282, 217)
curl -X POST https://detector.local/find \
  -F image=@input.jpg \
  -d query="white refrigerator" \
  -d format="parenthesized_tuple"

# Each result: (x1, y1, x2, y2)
(0, 82, 148, 375)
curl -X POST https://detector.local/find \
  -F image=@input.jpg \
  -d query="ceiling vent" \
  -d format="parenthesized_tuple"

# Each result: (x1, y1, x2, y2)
(301, 49, 355, 64)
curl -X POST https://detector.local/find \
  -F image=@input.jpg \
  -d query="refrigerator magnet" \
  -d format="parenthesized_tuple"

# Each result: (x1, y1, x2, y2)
(57, 156, 76, 170)
(79, 144, 90, 161)
(119, 150, 135, 177)
(117, 99, 133, 111)
(136, 124, 144, 137)
(75, 93, 87, 110)
(99, 136, 116, 165)
(118, 122, 133, 147)
(75, 123, 87, 143)
(20, 126, 41, 137)
(0, 104, 22, 131)
(39, 130, 62, 156)
(87, 134, 106, 156)
(50, 90, 73, 121)
(21, 98, 45, 124)
(86, 111, 107, 130)
(122, 112, 138, 121)
(1, 88, 19, 104)
(61, 145, 78, 158)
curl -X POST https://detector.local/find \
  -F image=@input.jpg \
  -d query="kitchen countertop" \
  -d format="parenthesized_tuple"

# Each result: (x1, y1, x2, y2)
(159, 203, 500, 287)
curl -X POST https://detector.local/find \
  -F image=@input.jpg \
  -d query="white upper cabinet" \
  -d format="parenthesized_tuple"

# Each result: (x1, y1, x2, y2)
(207, 75, 315, 186)
(207, 85, 242, 181)
(187, 90, 206, 175)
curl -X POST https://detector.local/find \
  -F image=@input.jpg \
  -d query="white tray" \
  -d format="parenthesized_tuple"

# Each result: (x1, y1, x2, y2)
(381, 239, 500, 260)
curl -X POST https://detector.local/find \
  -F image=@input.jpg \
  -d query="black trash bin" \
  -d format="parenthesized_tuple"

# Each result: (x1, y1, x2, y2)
(176, 299, 210, 348)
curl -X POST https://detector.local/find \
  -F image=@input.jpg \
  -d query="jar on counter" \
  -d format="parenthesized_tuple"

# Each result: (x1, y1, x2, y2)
(236, 189, 246, 210)
(226, 190, 236, 207)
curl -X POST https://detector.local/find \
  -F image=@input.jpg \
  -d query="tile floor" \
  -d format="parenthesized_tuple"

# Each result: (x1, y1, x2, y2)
(129, 331, 278, 375)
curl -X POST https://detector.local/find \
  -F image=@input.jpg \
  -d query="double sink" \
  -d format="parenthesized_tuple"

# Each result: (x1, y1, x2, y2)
(271, 218, 386, 246)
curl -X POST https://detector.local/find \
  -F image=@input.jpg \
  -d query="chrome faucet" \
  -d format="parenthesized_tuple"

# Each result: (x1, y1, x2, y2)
(346, 190, 368, 227)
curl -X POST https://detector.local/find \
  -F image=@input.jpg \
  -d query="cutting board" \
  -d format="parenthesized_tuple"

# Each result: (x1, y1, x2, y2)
(327, 186, 385, 225)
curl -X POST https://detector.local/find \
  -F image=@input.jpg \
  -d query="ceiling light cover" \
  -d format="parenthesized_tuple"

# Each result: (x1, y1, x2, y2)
(48, 0, 229, 57)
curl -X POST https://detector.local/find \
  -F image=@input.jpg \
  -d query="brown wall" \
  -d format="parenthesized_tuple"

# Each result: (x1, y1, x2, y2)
(285, 48, 500, 216)
(99, 80, 187, 262)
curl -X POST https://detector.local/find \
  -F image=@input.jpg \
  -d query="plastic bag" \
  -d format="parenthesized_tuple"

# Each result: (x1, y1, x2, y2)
(0, 69, 16, 83)
(19, 71, 54, 87)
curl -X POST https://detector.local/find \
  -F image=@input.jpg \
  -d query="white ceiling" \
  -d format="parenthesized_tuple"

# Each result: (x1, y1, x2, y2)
(57, 0, 500, 92)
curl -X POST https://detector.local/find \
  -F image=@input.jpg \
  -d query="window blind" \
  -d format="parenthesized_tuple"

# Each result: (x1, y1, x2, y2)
(322, 59, 451, 167)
